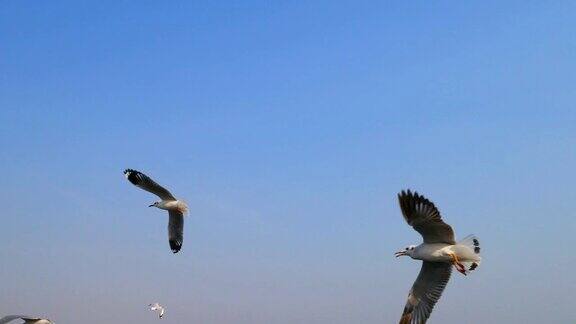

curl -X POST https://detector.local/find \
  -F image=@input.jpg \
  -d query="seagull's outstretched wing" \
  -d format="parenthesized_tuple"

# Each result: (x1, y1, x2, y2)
(168, 210, 184, 253)
(398, 190, 455, 244)
(0, 316, 45, 324)
(399, 261, 452, 324)
(124, 169, 176, 201)
(0, 316, 32, 324)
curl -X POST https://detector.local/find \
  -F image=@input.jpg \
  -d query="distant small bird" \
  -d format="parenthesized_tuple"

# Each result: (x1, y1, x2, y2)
(149, 303, 165, 319)
(0, 315, 54, 324)
(395, 190, 482, 324)
(124, 169, 188, 253)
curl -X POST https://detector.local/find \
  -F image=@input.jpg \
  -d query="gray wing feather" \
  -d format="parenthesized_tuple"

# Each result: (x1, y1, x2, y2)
(398, 190, 455, 244)
(124, 169, 176, 201)
(399, 262, 452, 324)
(168, 210, 184, 253)
(0, 316, 39, 324)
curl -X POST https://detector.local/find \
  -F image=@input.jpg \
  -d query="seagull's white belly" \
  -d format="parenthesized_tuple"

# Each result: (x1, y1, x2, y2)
(158, 200, 179, 210)
(158, 200, 189, 213)
(414, 243, 453, 262)
(414, 243, 481, 263)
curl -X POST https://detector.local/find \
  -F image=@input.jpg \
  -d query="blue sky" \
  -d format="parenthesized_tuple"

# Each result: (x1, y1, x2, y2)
(1, 1, 575, 323)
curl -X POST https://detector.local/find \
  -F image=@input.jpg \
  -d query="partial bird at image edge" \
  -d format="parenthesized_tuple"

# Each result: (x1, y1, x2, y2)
(395, 189, 482, 324)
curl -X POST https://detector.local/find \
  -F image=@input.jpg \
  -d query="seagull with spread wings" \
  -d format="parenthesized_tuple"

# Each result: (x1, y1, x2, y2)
(395, 190, 482, 324)
(0, 316, 53, 324)
(149, 303, 165, 319)
(124, 169, 188, 253)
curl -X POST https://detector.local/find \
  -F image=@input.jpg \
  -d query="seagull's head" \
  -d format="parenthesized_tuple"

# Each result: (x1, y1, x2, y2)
(395, 245, 416, 258)
(149, 202, 159, 208)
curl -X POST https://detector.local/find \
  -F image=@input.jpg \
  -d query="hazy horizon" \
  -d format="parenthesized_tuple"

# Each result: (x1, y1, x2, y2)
(1, 1, 575, 323)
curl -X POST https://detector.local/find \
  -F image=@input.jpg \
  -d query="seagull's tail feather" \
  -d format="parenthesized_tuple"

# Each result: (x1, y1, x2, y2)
(458, 234, 481, 255)
(457, 234, 482, 273)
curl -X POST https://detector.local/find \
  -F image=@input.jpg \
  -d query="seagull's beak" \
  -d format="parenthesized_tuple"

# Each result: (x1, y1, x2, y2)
(148, 204, 154, 207)
(395, 251, 407, 257)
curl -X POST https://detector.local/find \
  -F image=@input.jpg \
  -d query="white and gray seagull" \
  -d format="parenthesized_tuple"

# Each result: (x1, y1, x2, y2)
(0, 316, 53, 324)
(124, 169, 188, 253)
(395, 190, 482, 324)
(149, 303, 165, 319)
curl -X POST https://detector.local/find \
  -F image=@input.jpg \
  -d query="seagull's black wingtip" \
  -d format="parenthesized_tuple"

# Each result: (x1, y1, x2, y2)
(123, 169, 142, 185)
(398, 189, 415, 195)
(170, 240, 182, 253)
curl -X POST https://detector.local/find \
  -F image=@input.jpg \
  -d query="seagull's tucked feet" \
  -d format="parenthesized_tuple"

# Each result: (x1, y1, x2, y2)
(449, 252, 467, 276)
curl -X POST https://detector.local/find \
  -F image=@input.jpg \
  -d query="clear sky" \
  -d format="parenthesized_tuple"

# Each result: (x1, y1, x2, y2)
(1, 1, 575, 323)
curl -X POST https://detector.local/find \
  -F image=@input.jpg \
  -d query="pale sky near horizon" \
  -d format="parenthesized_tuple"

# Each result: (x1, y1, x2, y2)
(1, 1, 575, 323)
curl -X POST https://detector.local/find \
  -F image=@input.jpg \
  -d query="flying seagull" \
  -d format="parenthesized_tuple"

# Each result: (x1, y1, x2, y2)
(0, 316, 53, 324)
(149, 303, 165, 319)
(395, 190, 482, 324)
(124, 169, 188, 253)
